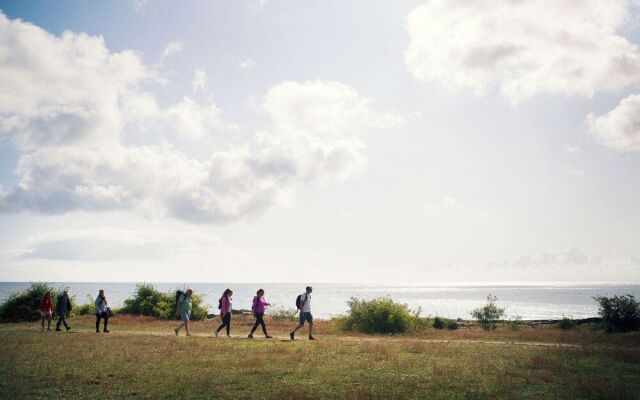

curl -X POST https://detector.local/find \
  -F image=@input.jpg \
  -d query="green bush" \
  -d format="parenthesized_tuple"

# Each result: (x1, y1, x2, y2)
(559, 316, 576, 330)
(338, 297, 422, 334)
(509, 315, 523, 331)
(594, 295, 640, 333)
(0, 283, 78, 322)
(270, 306, 298, 321)
(433, 317, 458, 330)
(120, 284, 207, 320)
(446, 319, 459, 330)
(471, 294, 506, 331)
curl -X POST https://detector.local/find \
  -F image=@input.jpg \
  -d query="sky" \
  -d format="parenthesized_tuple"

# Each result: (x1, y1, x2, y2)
(0, 0, 639, 283)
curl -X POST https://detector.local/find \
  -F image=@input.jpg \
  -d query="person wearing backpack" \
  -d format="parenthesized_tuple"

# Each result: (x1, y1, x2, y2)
(174, 288, 193, 336)
(248, 289, 272, 339)
(290, 286, 315, 340)
(95, 289, 110, 333)
(215, 289, 233, 337)
(55, 289, 71, 331)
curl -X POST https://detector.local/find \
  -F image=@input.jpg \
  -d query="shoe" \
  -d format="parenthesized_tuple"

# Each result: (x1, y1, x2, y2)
(214, 330, 218, 337)
(309, 336, 316, 340)
(248, 334, 253, 339)
(186, 333, 191, 337)
(103, 330, 109, 333)
(265, 335, 273, 339)
(226, 334, 231, 337)
(65, 326, 71, 331)
(174, 328, 179, 336)
(55, 328, 62, 331)
(96, 330, 100, 333)
(290, 332, 295, 340)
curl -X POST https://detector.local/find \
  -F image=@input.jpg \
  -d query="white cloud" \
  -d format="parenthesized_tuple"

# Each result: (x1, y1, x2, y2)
(191, 69, 208, 92)
(587, 94, 640, 152)
(4, 228, 224, 261)
(0, 13, 401, 223)
(159, 40, 183, 62)
(239, 59, 255, 70)
(563, 166, 586, 179)
(405, 0, 640, 104)
(132, 0, 150, 14)
(164, 96, 229, 139)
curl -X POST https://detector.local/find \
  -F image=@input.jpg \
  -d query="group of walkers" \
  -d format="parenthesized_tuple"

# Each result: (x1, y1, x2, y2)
(39, 289, 110, 333)
(40, 285, 316, 340)
(174, 286, 316, 340)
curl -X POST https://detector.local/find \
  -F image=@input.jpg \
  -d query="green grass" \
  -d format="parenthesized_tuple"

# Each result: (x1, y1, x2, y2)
(0, 316, 639, 399)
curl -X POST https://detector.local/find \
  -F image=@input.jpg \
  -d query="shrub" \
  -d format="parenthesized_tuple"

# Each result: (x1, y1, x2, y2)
(121, 284, 208, 320)
(433, 317, 445, 329)
(270, 306, 298, 321)
(559, 316, 576, 330)
(339, 297, 422, 334)
(446, 319, 459, 330)
(509, 315, 523, 331)
(471, 294, 506, 331)
(0, 282, 76, 322)
(594, 295, 640, 333)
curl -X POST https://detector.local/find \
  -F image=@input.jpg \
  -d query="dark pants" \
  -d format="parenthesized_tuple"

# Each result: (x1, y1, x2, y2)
(250, 312, 267, 335)
(217, 313, 231, 335)
(96, 311, 109, 331)
(56, 312, 69, 329)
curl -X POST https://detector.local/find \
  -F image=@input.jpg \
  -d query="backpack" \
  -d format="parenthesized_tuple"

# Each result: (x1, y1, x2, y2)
(295, 293, 307, 310)
(175, 290, 184, 311)
(218, 297, 223, 310)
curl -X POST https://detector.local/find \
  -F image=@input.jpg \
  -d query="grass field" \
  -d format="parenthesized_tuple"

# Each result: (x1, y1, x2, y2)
(1, 315, 639, 399)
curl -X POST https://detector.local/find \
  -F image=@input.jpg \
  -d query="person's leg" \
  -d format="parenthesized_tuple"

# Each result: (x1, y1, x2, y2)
(60, 313, 69, 329)
(184, 319, 190, 336)
(225, 314, 231, 336)
(175, 321, 185, 335)
(249, 317, 260, 335)
(46, 314, 52, 330)
(309, 321, 314, 338)
(96, 313, 101, 332)
(41, 315, 45, 331)
(103, 312, 109, 332)
(290, 312, 306, 339)
(56, 314, 62, 330)
(258, 313, 268, 335)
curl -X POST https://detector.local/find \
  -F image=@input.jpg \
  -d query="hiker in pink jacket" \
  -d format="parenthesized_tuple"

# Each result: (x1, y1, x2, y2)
(215, 289, 233, 337)
(248, 288, 272, 339)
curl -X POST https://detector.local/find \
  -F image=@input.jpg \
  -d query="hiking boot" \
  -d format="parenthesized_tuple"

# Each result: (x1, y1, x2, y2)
(265, 335, 273, 339)
(289, 332, 295, 340)
(96, 330, 100, 333)
(248, 334, 254, 339)
(65, 326, 71, 331)
(55, 328, 62, 331)
(309, 336, 317, 340)
(103, 330, 109, 333)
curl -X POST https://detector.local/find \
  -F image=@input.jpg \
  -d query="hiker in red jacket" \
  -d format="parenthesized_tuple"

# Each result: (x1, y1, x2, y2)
(40, 291, 53, 331)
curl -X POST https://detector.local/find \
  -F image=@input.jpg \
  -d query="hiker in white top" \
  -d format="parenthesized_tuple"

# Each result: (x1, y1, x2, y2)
(290, 286, 316, 340)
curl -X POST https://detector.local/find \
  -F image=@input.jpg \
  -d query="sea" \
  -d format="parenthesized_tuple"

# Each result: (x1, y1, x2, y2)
(1, 282, 638, 320)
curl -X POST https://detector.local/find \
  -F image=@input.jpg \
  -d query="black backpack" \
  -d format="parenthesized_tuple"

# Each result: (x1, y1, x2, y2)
(218, 298, 223, 310)
(175, 290, 184, 311)
(295, 294, 306, 310)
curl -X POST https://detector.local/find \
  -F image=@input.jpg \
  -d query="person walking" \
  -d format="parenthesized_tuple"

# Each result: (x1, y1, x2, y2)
(248, 289, 272, 339)
(40, 291, 53, 331)
(174, 288, 193, 336)
(215, 289, 233, 337)
(95, 289, 109, 333)
(55, 289, 72, 331)
(290, 286, 315, 340)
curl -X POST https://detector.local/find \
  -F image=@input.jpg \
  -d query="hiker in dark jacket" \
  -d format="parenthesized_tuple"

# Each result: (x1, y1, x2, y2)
(55, 289, 71, 331)
(95, 289, 109, 333)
